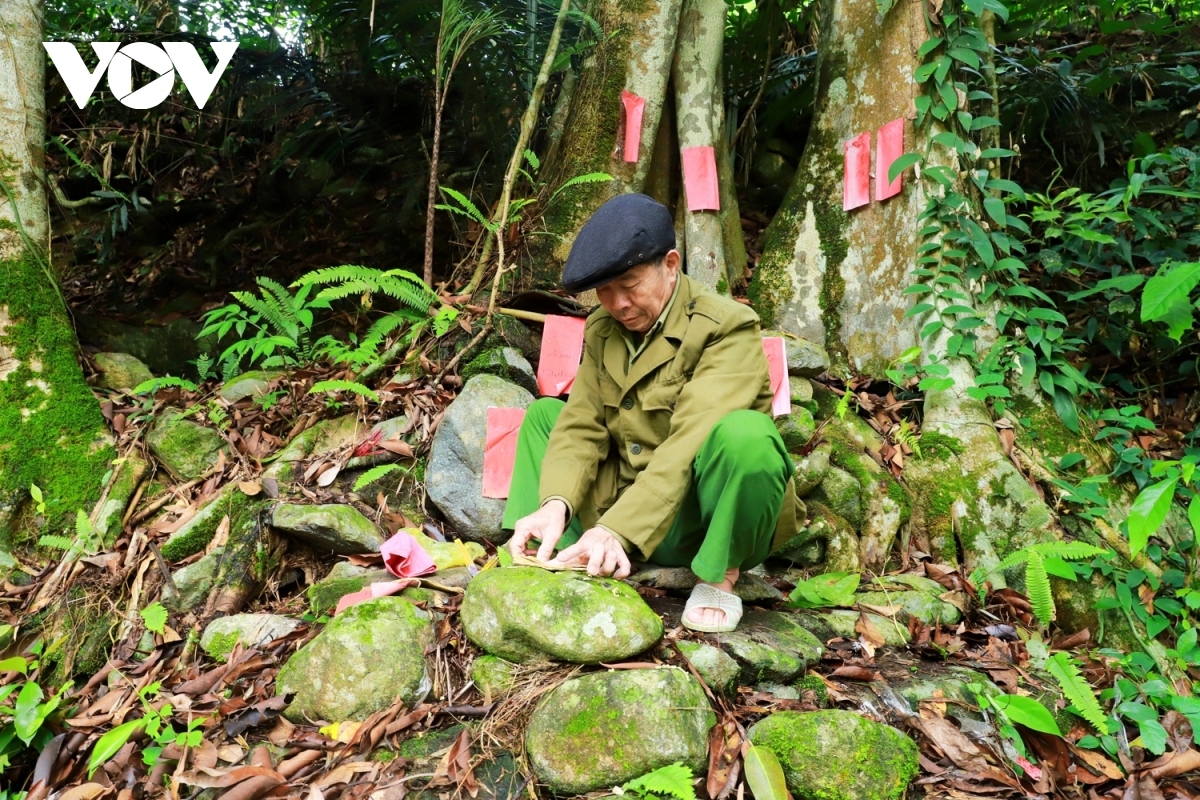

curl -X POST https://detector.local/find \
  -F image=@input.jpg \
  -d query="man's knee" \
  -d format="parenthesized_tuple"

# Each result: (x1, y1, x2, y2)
(705, 410, 788, 474)
(524, 397, 566, 435)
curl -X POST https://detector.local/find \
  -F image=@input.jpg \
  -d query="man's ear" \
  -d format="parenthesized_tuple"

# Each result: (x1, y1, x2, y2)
(663, 249, 681, 273)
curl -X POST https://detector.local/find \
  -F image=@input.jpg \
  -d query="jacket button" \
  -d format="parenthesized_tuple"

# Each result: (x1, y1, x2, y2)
(622, 397, 634, 410)
(630, 443, 642, 455)
(688, 301, 696, 310)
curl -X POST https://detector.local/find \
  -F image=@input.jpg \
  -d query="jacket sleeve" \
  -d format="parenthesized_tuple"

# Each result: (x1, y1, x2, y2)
(597, 305, 770, 558)
(537, 318, 611, 516)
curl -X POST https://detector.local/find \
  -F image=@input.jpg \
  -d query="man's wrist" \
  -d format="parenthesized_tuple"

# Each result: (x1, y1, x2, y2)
(541, 497, 572, 524)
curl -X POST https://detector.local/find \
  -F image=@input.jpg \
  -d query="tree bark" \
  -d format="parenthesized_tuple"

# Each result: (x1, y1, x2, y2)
(0, 1, 112, 549)
(528, 0, 683, 285)
(749, 0, 929, 374)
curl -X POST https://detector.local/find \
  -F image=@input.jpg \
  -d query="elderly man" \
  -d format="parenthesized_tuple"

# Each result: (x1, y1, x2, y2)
(504, 193, 796, 633)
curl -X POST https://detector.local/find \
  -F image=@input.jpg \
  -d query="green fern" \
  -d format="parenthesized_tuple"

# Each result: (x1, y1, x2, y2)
(292, 265, 437, 312)
(1046, 652, 1109, 733)
(548, 172, 613, 204)
(435, 187, 496, 231)
(308, 380, 380, 402)
(622, 763, 695, 800)
(970, 541, 1107, 626)
(37, 534, 75, 551)
(132, 376, 199, 395)
(353, 463, 404, 491)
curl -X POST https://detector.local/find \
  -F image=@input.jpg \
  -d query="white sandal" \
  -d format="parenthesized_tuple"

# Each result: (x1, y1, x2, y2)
(682, 583, 743, 634)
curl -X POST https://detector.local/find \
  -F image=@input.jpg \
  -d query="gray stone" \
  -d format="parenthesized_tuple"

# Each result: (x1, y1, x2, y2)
(343, 415, 413, 471)
(526, 668, 714, 794)
(160, 483, 257, 562)
(749, 710, 919, 800)
(307, 567, 393, 615)
(271, 503, 385, 554)
(163, 550, 222, 613)
(427, 376, 534, 541)
(792, 444, 831, 497)
(781, 336, 830, 377)
(265, 415, 362, 482)
(788, 375, 814, 405)
(201, 614, 301, 659)
(676, 640, 740, 695)
(471, 655, 518, 700)
(461, 567, 663, 664)
(755, 683, 801, 700)
(718, 609, 824, 683)
(94, 352, 154, 391)
(854, 589, 961, 626)
(219, 370, 285, 402)
(147, 408, 226, 481)
(93, 455, 149, 544)
(462, 347, 538, 396)
(810, 466, 863, 528)
(628, 567, 782, 602)
(277, 598, 431, 723)
(789, 503, 861, 574)
(795, 609, 911, 647)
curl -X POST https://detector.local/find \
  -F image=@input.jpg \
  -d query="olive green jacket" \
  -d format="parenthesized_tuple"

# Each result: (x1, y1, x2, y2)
(539, 274, 797, 559)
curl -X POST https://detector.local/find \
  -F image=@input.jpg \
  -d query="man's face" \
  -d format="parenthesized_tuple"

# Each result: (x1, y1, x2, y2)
(595, 250, 680, 334)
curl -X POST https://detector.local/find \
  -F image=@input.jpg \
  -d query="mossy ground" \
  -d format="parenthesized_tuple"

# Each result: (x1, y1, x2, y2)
(0, 238, 113, 550)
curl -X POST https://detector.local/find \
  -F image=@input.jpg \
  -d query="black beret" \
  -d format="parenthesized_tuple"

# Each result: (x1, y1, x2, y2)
(562, 193, 675, 292)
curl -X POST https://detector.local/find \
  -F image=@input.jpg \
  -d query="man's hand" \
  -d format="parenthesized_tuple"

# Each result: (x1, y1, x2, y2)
(550, 527, 631, 579)
(509, 499, 569, 562)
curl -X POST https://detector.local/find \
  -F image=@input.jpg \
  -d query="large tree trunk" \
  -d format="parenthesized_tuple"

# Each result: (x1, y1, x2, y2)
(0, 2, 113, 551)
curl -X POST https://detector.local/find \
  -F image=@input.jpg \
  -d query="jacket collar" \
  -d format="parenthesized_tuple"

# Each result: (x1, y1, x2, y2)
(599, 274, 698, 391)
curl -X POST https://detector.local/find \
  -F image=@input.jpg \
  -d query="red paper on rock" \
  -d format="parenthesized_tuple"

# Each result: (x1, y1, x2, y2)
(621, 91, 646, 163)
(876, 118, 905, 201)
(381, 529, 437, 578)
(537, 315, 587, 396)
(335, 578, 418, 615)
(681, 146, 720, 211)
(762, 337, 790, 417)
(843, 131, 871, 211)
(482, 407, 526, 499)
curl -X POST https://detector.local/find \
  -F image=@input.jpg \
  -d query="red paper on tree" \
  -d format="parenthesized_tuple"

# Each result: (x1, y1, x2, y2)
(843, 131, 871, 211)
(876, 118, 905, 201)
(482, 407, 526, 499)
(762, 337, 790, 417)
(681, 146, 720, 211)
(621, 90, 646, 163)
(537, 315, 587, 396)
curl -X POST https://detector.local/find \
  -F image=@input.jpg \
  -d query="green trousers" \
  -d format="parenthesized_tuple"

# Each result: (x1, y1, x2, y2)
(502, 398, 792, 583)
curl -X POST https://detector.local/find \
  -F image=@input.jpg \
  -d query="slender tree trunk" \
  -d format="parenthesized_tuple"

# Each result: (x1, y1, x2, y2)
(424, 34, 446, 288)
(0, 0, 112, 550)
(528, 0, 683, 285)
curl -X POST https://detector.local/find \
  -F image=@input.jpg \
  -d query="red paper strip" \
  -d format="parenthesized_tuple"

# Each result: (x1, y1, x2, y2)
(621, 90, 646, 163)
(482, 407, 526, 499)
(537, 315, 587, 396)
(843, 131, 871, 211)
(876, 118, 905, 201)
(381, 530, 437, 578)
(681, 145, 720, 211)
(334, 578, 418, 615)
(762, 337, 790, 417)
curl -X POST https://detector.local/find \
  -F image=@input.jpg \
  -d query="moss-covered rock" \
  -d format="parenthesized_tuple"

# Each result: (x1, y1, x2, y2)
(160, 484, 257, 562)
(94, 352, 153, 391)
(307, 565, 392, 615)
(718, 609, 824, 683)
(147, 408, 226, 481)
(471, 654, 517, 701)
(782, 336, 831, 377)
(794, 609, 911, 647)
(200, 613, 301, 660)
(526, 667, 714, 794)
(218, 369, 285, 402)
(789, 376, 814, 406)
(749, 710, 919, 800)
(276, 597, 431, 723)
(809, 466, 862, 529)
(461, 567, 663, 664)
(93, 455, 149, 545)
(852, 590, 961, 626)
(676, 640, 740, 695)
(628, 566, 782, 602)
(271, 503, 385, 554)
(775, 406, 817, 452)
(792, 444, 830, 497)
(461, 347, 537, 396)
(265, 414, 362, 482)
(163, 549, 222, 612)
(805, 502, 861, 574)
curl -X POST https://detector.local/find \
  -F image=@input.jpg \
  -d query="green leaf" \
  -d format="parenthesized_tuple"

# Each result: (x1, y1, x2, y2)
(1026, 554, 1054, 625)
(623, 762, 695, 800)
(1136, 719, 1169, 755)
(983, 196, 1006, 226)
(308, 380, 380, 403)
(353, 463, 404, 491)
(948, 48, 980, 68)
(1127, 478, 1179, 557)
(14, 681, 44, 744)
(787, 572, 860, 609)
(88, 718, 147, 778)
(993, 695, 1061, 736)
(887, 153, 922, 184)
(744, 745, 788, 800)
(1053, 389, 1080, 434)
(917, 37, 944, 57)
(140, 602, 168, 635)
(1046, 652, 1108, 732)
(1141, 262, 1200, 324)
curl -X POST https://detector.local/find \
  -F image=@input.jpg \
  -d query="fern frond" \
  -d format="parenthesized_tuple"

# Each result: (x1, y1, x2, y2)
(292, 264, 380, 287)
(38, 534, 75, 551)
(438, 186, 488, 224)
(353, 463, 404, 491)
(230, 291, 295, 340)
(1025, 553, 1055, 625)
(1033, 541, 1108, 561)
(1046, 651, 1108, 732)
(523, 149, 540, 171)
(133, 376, 199, 395)
(308, 380, 380, 402)
(623, 763, 695, 800)
(548, 172, 613, 204)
